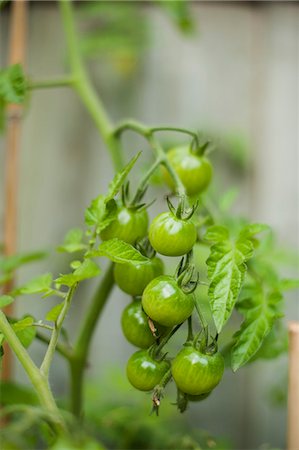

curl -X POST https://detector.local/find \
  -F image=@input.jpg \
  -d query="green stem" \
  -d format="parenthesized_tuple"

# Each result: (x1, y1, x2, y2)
(194, 296, 209, 346)
(28, 77, 74, 90)
(40, 284, 77, 376)
(187, 316, 194, 342)
(70, 263, 114, 417)
(132, 157, 163, 204)
(113, 120, 185, 196)
(35, 330, 73, 360)
(155, 323, 183, 356)
(59, 0, 123, 171)
(150, 126, 199, 146)
(0, 311, 66, 432)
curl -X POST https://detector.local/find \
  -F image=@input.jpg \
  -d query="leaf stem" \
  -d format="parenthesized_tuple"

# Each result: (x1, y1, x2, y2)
(40, 284, 77, 376)
(155, 323, 183, 356)
(132, 157, 163, 205)
(28, 77, 75, 90)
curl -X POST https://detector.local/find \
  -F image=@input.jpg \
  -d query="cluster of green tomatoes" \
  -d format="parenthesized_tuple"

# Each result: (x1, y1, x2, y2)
(101, 145, 225, 413)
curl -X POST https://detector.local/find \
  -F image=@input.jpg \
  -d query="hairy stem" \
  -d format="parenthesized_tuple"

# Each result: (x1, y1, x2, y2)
(59, 0, 124, 171)
(70, 263, 114, 417)
(40, 284, 77, 376)
(0, 311, 66, 432)
(28, 77, 75, 90)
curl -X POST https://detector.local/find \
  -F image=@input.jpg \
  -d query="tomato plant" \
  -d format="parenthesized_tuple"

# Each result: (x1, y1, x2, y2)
(0, 1, 297, 449)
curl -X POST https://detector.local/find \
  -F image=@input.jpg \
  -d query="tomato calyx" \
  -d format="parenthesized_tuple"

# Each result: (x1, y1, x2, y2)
(135, 237, 156, 259)
(121, 181, 153, 213)
(175, 255, 199, 295)
(166, 195, 198, 221)
(190, 134, 211, 157)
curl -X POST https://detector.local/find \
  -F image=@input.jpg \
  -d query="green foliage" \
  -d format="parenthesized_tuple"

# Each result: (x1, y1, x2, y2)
(77, 1, 148, 70)
(157, 0, 196, 34)
(13, 273, 54, 297)
(204, 223, 267, 332)
(96, 238, 148, 264)
(0, 64, 27, 131)
(0, 295, 14, 308)
(232, 283, 283, 371)
(85, 152, 140, 232)
(57, 228, 87, 253)
(46, 303, 64, 322)
(55, 259, 100, 288)
(11, 316, 36, 348)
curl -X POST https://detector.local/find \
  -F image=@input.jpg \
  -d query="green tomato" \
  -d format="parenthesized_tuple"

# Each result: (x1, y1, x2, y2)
(126, 349, 170, 391)
(114, 257, 164, 296)
(142, 275, 194, 327)
(187, 392, 211, 402)
(100, 206, 148, 244)
(172, 346, 224, 395)
(163, 146, 213, 196)
(121, 300, 167, 349)
(149, 212, 197, 256)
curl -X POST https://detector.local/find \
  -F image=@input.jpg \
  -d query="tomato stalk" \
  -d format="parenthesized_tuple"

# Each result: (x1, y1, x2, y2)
(0, 311, 67, 433)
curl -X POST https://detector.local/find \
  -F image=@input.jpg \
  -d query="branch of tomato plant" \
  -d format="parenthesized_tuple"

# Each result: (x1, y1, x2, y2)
(59, 0, 124, 172)
(40, 284, 78, 377)
(113, 120, 186, 196)
(35, 330, 72, 360)
(28, 76, 75, 90)
(69, 263, 114, 417)
(0, 310, 67, 433)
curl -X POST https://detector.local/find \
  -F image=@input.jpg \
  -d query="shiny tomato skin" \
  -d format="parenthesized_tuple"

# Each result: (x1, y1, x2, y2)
(114, 257, 164, 296)
(149, 212, 197, 256)
(100, 206, 148, 244)
(142, 275, 194, 327)
(121, 300, 167, 349)
(163, 146, 213, 196)
(172, 346, 224, 395)
(126, 350, 170, 391)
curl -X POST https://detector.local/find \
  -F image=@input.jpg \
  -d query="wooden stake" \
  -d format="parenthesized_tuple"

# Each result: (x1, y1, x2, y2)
(2, 0, 27, 381)
(287, 321, 299, 450)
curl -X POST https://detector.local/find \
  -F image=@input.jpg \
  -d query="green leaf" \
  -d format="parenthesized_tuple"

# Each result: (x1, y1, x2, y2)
(57, 228, 87, 253)
(277, 278, 299, 291)
(231, 287, 283, 371)
(96, 238, 148, 264)
(204, 225, 229, 242)
(239, 223, 270, 239)
(0, 381, 39, 406)
(14, 273, 53, 296)
(46, 303, 64, 322)
(55, 259, 100, 287)
(0, 250, 47, 273)
(105, 152, 141, 203)
(11, 316, 36, 348)
(0, 64, 26, 104)
(0, 295, 14, 308)
(206, 226, 256, 332)
(96, 199, 117, 234)
(85, 195, 106, 227)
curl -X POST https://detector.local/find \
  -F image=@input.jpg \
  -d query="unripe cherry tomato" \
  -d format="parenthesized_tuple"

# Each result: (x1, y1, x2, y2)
(114, 257, 163, 296)
(163, 146, 213, 196)
(100, 206, 148, 244)
(172, 346, 224, 395)
(126, 349, 170, 391)
(121, 300, 167, 349)
(142, 275, 194, 327)
(149, 212, 197, 256)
